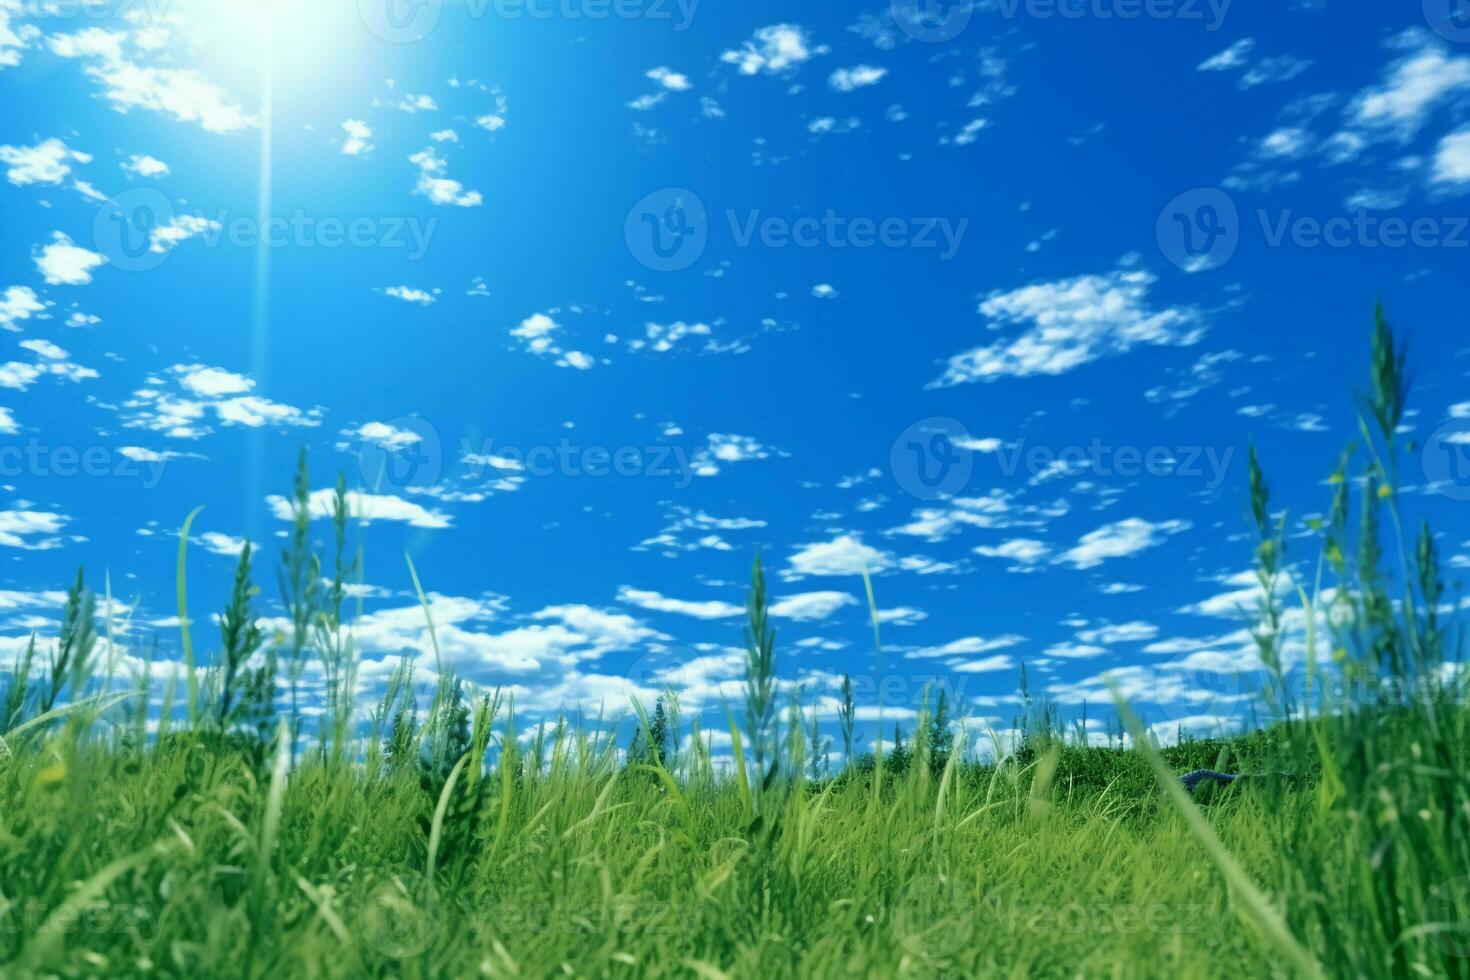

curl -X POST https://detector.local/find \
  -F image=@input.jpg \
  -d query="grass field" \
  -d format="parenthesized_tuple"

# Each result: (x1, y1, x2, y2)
(1, 312, 1467, 978)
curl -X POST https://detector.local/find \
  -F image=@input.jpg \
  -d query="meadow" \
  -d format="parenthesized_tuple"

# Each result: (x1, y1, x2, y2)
(0, 311, 1466, 978)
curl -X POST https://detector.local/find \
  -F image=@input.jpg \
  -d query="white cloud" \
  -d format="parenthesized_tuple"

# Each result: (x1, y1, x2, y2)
(476, 89, 510, 132)
(0, 508, 68, 550)
(1196, 38, 1310, 89)
(1197, 39, 1255, 72)
(1260, 127, 1310, 158)
(0, 286, 44, 331)
(829, 65, 887, 92)
(616, 586, 742, 620)
(508, 311, 591, 370)
(904, 634, 1025, 661)
(342, 421, 422, 452)
(397, 93, 438, 112)
(1044, 641, 1108, 660)
(1345, 32, 1470, 142)
(409, 146, 482, 207)
(811, 283, 838, 299)
(118, 446, 190, 463)
(1432, 127, 1470, 185)
(769, 591, 856, 621)
(34, 233, 107, 286)
(176, 365, 251, 397)
(627, 321, 714, 353)
(722, 24, 825, 76)
(1, 7, 38, 70)
(119, 364, 322, 439)
(196, 531, 249, 557)
(1077, 620, 1159, 644)
(340, 119, 373, 156)
(0, 138, 91, 186)
(122, 153, 169, 177)
(1058, 517, 1191, 569)
(150, 214, 221, 253)
(691, 433, 769, 477)
(929, 266, 1205, 387)
(648, 66, 691, 91)
(946, 119, 989, 147)
(786, 534, 891, 578)
(629, 65, 693, 107)
(48, 28, 256, 134)
(0, 406, 16, 434)
(384, 285, 436, 306)
(636, 507, 766, 555)
(266, 488, 450, 529)
(974, 538, 1051, 567)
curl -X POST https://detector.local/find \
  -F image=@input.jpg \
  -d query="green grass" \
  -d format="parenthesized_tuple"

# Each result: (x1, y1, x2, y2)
(0, 307, 1467, 978)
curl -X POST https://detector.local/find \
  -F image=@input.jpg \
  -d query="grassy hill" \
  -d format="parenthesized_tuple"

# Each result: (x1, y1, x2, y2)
(0, 309, 1466, 977)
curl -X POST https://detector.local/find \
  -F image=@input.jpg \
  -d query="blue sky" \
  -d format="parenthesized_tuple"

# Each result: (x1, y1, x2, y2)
(1, 0, 1469, 757)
